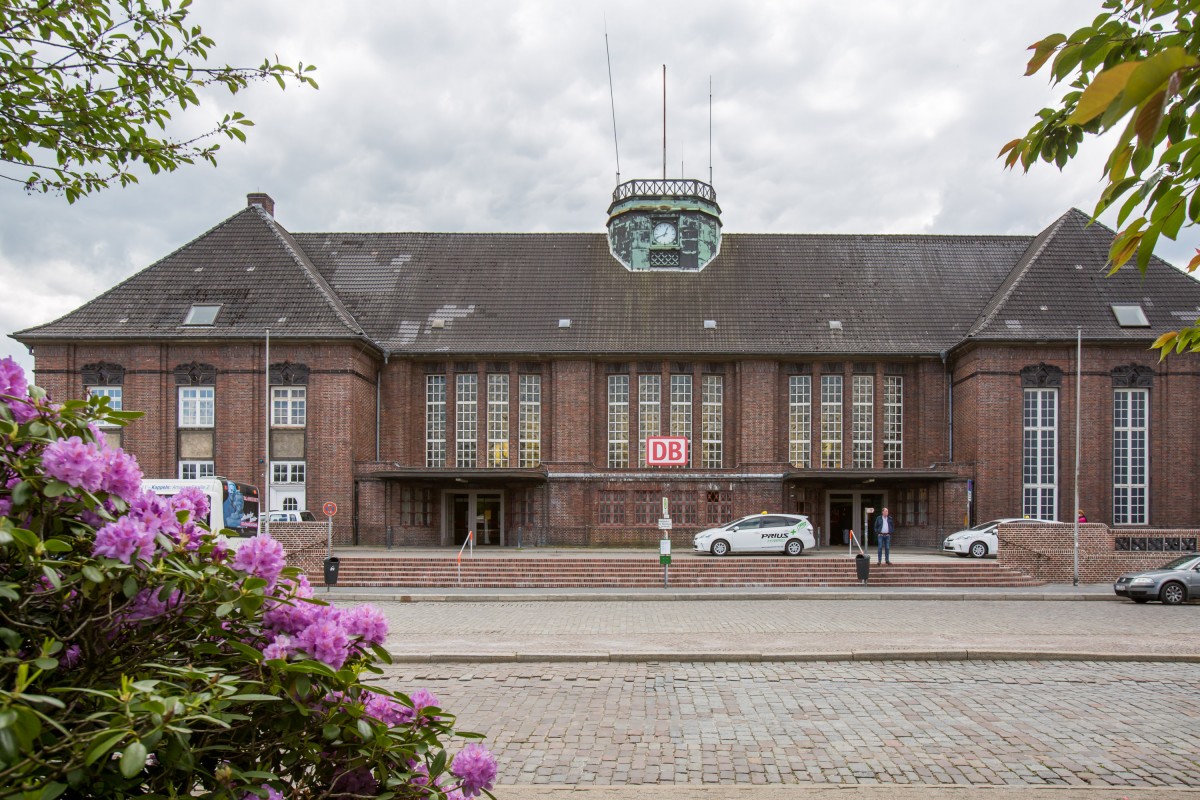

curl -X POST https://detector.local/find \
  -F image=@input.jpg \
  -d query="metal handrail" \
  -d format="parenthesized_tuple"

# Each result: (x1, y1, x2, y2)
(456, 530, 474, 584)
(611, 178, 717, 204)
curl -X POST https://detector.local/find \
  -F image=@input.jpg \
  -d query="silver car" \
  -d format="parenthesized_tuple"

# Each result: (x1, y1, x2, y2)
(693, 513, 815, 556)
(1113, 553, 1200, 605)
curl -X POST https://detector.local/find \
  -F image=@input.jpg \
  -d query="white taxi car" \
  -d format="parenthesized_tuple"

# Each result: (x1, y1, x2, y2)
(693, 513, 815, 556)
(942, 517, 1055, 558)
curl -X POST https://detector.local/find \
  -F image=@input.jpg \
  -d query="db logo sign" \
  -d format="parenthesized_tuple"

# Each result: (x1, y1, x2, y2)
(647, 436, 688, 466)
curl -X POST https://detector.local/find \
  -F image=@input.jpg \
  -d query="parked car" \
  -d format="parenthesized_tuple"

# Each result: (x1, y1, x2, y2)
(1113, 554, 1200, 605)
(268, 509, 317, 523)
(693, 513, 815, 556)
(942, 518, 1055, 558)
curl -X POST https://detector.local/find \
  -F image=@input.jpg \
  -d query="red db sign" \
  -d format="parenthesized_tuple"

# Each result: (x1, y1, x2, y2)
(647, 436, 688, 466)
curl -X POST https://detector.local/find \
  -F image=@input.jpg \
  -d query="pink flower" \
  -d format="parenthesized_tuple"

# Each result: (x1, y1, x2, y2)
(232, 534, 287, 587)
(450, 743, 498, 798)
(362, 691, 406, 726)
(172, 485, 210, 523)
(99, 446, 142, 503)
(295, 605, 350, 669)
(342, 604, 388, 646)
(41, 436, 104, 492)
(92, 515, 156, 564)
(262, 634, 294, 661)
(0, 357, 37, 423)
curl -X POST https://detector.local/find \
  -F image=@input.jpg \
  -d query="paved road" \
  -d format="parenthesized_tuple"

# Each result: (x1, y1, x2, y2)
(344, 596, 1200, 661)
(377, 659, 1200, 796)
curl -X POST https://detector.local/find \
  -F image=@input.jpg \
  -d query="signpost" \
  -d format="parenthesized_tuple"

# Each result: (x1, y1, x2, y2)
(659, 496, 672, 588)
(323, 501, 337, 558)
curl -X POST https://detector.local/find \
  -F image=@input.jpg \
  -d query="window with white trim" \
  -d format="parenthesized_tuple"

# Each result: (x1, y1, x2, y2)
(426, 375, 447, 467)
(1113, 388, 1148, 525)
(180, 460, 215, 480)
(638, 375, 661, 468)
(518, 374, 541, 467)
(178, 386, 214, 428)
(789, 375, 811, 469)
(883, 376, 903, 469)
(670, 374, 692, 467)
(487, 374, 509, 467)
(271, 387, 306, 427)
(272, 461, 306, 484)
(456, 374, 478, 468)
(89, 387, 123, 427)
(607, 375, 629, 468)
(701, 375, 722, 469)
(851, 375, 873, 468)
(820, 375, 843, 468)
(1022, 388, 1058, 520)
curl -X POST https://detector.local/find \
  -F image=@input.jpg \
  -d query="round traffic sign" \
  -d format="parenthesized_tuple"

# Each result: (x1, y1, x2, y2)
(322, 501, 338, 517)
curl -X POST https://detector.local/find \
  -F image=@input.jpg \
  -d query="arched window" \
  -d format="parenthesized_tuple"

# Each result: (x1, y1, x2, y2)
(283, 497, 298, 511)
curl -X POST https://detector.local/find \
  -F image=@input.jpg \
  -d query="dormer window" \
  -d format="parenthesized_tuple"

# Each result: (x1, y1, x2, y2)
(1111, 304, 1150, 327)
(183, 304, 222, 326)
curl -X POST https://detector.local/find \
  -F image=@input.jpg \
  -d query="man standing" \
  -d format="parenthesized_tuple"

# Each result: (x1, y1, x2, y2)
(873, 507, 894, 565)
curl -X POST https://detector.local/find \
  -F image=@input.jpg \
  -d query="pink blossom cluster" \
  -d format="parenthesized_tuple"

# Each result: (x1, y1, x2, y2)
(260, 576, 389, 670)
(92, 487, 210, 565)
(0, 356, 38, 423)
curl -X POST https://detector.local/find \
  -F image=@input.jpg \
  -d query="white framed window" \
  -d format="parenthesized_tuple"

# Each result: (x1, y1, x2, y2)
(852, 374, 873, 468)
(789, 375, 811, 468)
(1023, 388, 1058, 520)
(282, 497, 299, 511)
(701, 375, 722, 469)
(670, 374, 692, 467)
(271, 386, 306, 427)
(180, 460, 215, 480)
(178, 386, 214, 428)
(883, 376, 903, 469)
(487, 374, 509, 468)
(519, 374, 541, 467)
(426, 375, 447, 467)
(1113, 388, 1149, 525)
(89, 386, 123, 427)
(607, 375, 629, 468)
(272, 461, 306, 484)
(456, 373, 478, 468)
(820, 375, 843, 468)
(638, 375, 661, 468)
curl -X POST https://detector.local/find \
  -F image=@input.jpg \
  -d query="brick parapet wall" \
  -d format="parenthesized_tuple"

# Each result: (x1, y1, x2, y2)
(997, 522, 1200, 583)
(270, 521, 329, 577)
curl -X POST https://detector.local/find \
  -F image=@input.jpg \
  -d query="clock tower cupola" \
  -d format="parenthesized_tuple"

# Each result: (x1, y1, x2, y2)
(606, 178, 722, 271)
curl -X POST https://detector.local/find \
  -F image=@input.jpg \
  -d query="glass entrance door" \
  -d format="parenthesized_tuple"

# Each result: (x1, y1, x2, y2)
(447, 492, 505, 546)
(826, 492, 887, 549)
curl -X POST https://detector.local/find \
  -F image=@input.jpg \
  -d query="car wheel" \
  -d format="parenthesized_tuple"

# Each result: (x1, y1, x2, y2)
(710, 539, 730, 556)
(785, 538, 804, 557)
(1133, 598, 1150, 604)
(1160, 581, 1187, 605)
(969, 541, 989, 558)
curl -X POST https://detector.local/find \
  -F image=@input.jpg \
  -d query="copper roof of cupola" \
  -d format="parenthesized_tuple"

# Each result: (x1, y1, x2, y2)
(16, 195, 1200, 358)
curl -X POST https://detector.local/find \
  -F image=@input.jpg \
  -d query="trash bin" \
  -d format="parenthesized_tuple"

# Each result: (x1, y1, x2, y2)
(323, 556, 340, 586)
(854, 553, 869, 584)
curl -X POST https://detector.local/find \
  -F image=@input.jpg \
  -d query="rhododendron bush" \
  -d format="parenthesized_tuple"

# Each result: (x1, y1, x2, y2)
(0, 359, 496, 799)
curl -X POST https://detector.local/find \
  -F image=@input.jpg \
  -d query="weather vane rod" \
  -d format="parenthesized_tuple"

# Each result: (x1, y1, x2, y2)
(604, 17, 621, 186)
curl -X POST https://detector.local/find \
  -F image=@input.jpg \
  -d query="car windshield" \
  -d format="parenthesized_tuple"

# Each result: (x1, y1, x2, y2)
(1158, 554, 1200, 570)
(968, 520, 1004, 531)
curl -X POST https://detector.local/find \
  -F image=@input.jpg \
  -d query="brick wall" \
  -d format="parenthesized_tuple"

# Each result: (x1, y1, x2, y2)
(270, 521, 330, 577)
(997, 522, 1200, 582)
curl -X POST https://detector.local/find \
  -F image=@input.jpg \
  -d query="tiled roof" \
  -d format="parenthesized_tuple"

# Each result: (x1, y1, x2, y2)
(18, 203, 1200, 356)
(15, 207, 365, 341)
(967, 208, 1200, 342)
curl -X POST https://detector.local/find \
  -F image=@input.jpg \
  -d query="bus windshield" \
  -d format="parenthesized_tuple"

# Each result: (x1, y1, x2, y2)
(221, 480, 260, 536)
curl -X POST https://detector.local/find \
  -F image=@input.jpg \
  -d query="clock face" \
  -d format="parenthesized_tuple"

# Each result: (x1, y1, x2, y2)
(652, 221, 677, 245)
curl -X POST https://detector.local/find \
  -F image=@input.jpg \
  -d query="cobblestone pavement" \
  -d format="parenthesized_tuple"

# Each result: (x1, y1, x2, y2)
(378, 659, 1200, 793)
(349, 598, 1200, 660)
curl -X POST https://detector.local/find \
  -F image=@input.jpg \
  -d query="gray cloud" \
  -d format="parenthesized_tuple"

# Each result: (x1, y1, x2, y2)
(4, 0, 1186, 373)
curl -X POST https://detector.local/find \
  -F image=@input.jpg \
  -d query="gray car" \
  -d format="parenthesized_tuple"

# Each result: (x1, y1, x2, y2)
(1113, 553, 1200, 605)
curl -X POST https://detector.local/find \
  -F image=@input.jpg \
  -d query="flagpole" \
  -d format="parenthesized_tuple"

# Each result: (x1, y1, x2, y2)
(1073, 327, 1080, 586)
(263, 328, 270, 539)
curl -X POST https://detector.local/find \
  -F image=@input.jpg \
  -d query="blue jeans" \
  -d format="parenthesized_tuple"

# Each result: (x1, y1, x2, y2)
(877, 533, 891, 564)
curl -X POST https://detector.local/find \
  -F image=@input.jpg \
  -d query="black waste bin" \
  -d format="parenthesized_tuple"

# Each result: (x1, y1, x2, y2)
(854, 553, 869, 584)
(323, 556, 340, 586)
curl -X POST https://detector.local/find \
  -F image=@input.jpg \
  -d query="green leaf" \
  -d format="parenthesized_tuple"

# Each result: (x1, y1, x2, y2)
(41, 538, 72, 553)
(85, 731, 128, 766)
(43, 480, 71, 498)
(1066, 61, 1141, 125)
(120, 740, 147, 778)
(1026, 33, 1067, 76)
(38, 783, 67, 800)
(82, 565, 105, 583)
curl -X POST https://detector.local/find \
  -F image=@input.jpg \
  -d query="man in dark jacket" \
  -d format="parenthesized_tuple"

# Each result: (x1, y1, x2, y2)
(873, 507, 895, 565)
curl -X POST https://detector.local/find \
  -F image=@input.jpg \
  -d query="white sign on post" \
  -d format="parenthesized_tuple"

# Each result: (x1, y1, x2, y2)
(658, 518, 673, 530)
(660, 539, 671, 556)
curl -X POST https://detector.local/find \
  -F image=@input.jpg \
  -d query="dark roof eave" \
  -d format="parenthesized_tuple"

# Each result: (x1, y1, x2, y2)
(784, 468, 960, 482)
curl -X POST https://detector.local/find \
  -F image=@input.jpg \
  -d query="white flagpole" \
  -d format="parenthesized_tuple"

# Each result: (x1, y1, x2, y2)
(1073, 327, 1081, 586)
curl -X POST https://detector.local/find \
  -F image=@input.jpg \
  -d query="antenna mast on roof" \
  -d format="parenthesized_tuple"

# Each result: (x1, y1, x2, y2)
(662, 64, 667, 180)
(709, 76, 713, 185)
(604, 19, 621, 186)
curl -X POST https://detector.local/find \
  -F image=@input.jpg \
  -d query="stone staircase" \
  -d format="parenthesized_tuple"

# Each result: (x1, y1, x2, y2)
(312, 555, 1041, 589)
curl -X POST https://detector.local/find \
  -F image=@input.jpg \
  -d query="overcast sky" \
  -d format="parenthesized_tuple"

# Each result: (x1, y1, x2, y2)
(3, 1, 1184, 373)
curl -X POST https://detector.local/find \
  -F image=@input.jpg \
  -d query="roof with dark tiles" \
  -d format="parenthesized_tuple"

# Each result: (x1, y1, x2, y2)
(17, 200, 1200, 357)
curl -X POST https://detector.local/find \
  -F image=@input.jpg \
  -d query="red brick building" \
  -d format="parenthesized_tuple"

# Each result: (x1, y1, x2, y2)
(15, 184, 1200, 550)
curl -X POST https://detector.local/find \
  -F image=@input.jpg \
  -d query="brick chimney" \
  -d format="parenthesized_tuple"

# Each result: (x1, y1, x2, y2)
(247, 192, 275, 217)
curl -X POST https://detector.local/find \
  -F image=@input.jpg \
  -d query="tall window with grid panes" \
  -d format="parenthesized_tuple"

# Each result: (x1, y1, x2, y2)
(607, 375, 629, 468)
(426, 375, 447, 467)
(455, 374, 478, 468)
(670, 374, 692, 467)
(269, 378, 307, 512)
(518, 374, 541, 467)
(177, 368, 215, 479)
(789, 374, 811, 468)
(701, 374, 722, 468)
(487, 374, 509, 467)
(1022, 387, 1058, 520)
(883, 376, 903, 468)
(820, 374, 843, 468)
(851, 374, 873, 468)
(1113, 387, 1149, 525)
(638, 375, 661, 467)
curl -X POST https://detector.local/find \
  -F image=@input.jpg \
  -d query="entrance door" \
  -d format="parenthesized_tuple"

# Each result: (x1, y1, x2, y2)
(830, 497, 854, 547)
(447, 492, 505, 546)
(826, 492, 887, 548)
